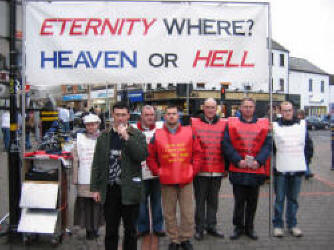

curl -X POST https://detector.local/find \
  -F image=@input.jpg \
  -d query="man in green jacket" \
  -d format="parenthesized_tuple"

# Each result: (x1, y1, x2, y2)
(90, 102, 148, 250)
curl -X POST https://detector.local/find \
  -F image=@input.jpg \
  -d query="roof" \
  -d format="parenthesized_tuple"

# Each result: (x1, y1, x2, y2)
(271, 40, 289, 52)
(289, 57, 328, 75)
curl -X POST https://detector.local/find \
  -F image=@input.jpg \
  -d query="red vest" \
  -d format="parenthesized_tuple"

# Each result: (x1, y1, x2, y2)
(191, 117, 226, 173)
(154, 126, 194, 184)
(228, 117, 269, 175)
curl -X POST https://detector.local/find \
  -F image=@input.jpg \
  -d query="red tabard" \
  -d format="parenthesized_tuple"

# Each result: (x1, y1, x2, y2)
(154, 126, 194, 184)
(191, 117, 226, 173)
(228, 117, 269, 175)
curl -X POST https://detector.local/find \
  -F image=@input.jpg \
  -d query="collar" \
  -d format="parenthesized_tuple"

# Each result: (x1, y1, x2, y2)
(199, 113, 219, 124)
(239, 115, 257, 123)
(136, 121, 155, 131)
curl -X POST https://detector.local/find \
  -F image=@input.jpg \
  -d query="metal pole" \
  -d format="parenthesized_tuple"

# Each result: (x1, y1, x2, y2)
(186, 83, 190, 116)
(267, 3, 274, 237)
(8, 0, 21, 237)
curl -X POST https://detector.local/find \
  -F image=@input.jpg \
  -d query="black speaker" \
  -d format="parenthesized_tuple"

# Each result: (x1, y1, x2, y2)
(176, 83, 193, 97)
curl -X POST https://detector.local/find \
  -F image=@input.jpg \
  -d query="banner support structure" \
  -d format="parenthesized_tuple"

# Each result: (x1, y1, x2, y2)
(8, 0, 21, 239)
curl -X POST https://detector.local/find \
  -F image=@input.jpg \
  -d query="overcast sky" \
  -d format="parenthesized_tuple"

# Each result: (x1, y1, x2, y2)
(247, 0, 334, 74)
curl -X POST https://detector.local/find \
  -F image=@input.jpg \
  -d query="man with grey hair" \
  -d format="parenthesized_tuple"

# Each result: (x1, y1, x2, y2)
(191, 98, 227, 241)
(133, 105, 165, 237)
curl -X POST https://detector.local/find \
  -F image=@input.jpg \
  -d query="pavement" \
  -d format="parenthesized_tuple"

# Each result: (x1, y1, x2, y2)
(0, 130, 334, 249)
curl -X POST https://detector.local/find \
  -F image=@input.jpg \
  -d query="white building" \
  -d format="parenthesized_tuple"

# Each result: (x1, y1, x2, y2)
(271, 40, 289, 94)
(289, 57, 330, 116)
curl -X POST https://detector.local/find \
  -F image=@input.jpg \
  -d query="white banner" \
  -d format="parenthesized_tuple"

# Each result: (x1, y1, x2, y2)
(25, 1, 269, 86)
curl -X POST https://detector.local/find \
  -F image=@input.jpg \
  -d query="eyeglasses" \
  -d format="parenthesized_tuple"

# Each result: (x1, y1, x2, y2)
(281, 109, 293, 113)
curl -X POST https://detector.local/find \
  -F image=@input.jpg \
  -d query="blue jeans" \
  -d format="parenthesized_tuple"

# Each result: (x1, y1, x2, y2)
(2, 128, 10, 151)
(137, 178, 164, 233)
(273, 174, 302, 229)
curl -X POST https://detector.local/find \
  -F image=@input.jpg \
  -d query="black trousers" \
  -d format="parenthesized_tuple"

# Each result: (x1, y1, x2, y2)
(232, 184, 260, 231)
(193, 176, 222, 233)
(104, 185, 139, 250)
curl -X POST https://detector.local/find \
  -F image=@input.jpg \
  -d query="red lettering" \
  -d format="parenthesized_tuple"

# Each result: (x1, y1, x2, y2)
(85, 18, 102, 35)
(40, 18, 56, 35)
(225, 50, 239, 67)
(210, 50, 228, 67)
(59, 18, 73, 35)
(101, 19, 119, 35)
(192, 50, 213, 67)
(241, 50, 255, 67)
(69, 18, 86, 35)
(143, 18, 157, 35)
(117, 19, 125, 35)
(126, 18, 141, 35)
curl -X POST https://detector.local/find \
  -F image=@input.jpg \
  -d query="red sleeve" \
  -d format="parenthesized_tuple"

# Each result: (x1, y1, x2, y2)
(192, 133, 202, 176)
(147, 136, 159, 176)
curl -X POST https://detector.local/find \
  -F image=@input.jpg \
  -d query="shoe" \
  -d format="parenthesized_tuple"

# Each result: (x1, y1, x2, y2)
(180, 240, 193, 250)
(169, 242, 180, 250)
(86, 231, 95, 240)
(207, 229, 224, 238)
(194, 231, 204, 241)
(153, 231, 166, 237)
(245, 229, 258, 240)
(273, 227, 284, 237)
(93, 230, 99, 238)
(289, 227, 303, 237)
(230, 227, 243, 240)
(137, 231, 150, 238)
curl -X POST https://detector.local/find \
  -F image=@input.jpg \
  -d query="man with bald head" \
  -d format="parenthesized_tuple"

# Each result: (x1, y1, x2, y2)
(191, 98, 227, 241)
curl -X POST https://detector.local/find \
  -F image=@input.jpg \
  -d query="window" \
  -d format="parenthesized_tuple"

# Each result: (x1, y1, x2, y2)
(157, 83, 162, 89)
(321, 80, 324, 93)
(146, 83, 152, 90)
(196, 83, 205, 89)
(309, 79, 313, 92)
(280, 54, 284, 67)
(168, 83, 174, 89)
(271, 53, 274, 66)
(279, 79, 284, 91)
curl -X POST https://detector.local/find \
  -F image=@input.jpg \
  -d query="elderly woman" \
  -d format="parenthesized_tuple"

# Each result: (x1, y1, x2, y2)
(73, 113, 104, 240)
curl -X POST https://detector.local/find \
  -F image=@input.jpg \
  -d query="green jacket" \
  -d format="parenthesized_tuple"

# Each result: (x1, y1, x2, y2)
(90, 126, 148, 205)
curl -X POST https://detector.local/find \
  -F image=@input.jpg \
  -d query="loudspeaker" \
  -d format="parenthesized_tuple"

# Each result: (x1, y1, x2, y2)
(176, 83, 193, 97)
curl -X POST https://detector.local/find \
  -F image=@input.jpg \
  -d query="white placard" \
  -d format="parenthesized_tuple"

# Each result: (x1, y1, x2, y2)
(25, 1, 269, 86)
(18, 208, 58, 234)
(20, 183, 58, 209)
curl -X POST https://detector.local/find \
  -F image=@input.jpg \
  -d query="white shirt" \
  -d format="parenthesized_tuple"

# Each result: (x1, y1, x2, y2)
(1, 111, 10, 128)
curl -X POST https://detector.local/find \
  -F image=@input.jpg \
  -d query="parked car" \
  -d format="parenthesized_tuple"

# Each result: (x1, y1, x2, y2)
(305, 116, 327, 130)
(320, 114, 330, 129)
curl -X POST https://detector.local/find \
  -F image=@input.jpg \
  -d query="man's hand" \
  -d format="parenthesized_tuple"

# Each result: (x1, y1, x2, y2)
(118, 124, 129, 141)
(238, 160, 247, 168)
(249, 160, 260, 170)
(92, 192, 101, 203)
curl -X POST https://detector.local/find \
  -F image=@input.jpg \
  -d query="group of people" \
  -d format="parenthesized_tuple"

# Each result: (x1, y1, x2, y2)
(71, 98, 313, 250)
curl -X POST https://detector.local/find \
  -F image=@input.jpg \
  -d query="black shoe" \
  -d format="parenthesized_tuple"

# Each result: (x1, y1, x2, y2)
(153, 231, 166, 237)
(169, 242, 180, 250)
(194, 231, 204, 241)
(180, 240, 193, 250)
(137, 231, 150, 238)
(230, 228, 244, 240)
(86, 231, 95, 240)
(207, 229, 224, 238)
(93, 230, 99, 238)
(245, 229, 258, 240)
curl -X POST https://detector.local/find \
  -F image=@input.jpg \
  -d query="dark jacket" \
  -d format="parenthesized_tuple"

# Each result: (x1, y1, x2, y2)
(222, 115, 272, 186)
(273, 117, 313, 174)
(90, 126, 148, 205)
